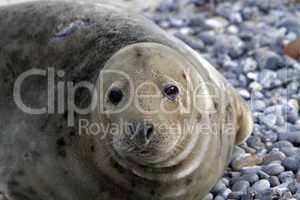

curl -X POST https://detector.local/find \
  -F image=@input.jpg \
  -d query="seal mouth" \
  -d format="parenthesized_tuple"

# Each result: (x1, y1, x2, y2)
(111, 126, 195, 167)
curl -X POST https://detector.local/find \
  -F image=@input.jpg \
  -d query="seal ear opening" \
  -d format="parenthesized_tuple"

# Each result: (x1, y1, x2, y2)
(234, 97, 254, 145)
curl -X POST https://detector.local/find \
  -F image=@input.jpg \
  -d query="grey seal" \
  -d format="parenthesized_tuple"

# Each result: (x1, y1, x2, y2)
(0, 1, 253, 200)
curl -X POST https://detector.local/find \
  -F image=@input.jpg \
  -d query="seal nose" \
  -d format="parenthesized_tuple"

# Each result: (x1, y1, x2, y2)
(140, 123, 154, 140)
(129, 123, 154, 144)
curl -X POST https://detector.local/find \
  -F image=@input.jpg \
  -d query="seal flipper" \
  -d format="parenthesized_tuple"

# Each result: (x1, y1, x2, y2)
(233, 95, 253, 145)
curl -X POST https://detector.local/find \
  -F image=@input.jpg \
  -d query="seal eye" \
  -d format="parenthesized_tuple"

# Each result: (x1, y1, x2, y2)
(163, 84, 179, 101)
(108, 88, 123, 105)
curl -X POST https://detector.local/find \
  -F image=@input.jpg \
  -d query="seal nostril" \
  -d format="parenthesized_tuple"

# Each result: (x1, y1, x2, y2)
(128, 125, 136, 137)
(145, 124, 154, 139)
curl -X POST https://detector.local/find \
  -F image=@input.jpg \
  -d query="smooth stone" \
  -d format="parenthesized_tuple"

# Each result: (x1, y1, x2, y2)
(277, 17, 300, 36)
(257, 170, 271, 179)
(279, 171, 295, 184)
(288, 183, 298, 194)
(251, 91, 264, 100)
(297, 183, 300, 192)
(247, 136, 264, 149)
(222, 59, 239, 72)
(256, 48, 284, 70)
(158, 20, 171, 29)
(282, 192, 294, 199)
(283, 104, 299, 124)
(288, 99, 299, 114)
(233, 173, 260, 185)
(256, 148, 268, 157)
(231, 146, 246, 162)
(179, 27, 194, 35)
(240, 144, 257, 154)
(249, 82, 263, 92)
(240, 191, 256, 200)
(198, 31, 216, 45)
(221, 178, 230, 187)
(252, 180, 271, 193)
(279, 132, 300, 144)
(241, 58, 258, 72)
(259, 132, 278, 144)
(213, 195, 225, 200)
(297, 169, 300, 182)
(247, 72, 258, 80)
(187, 14, 205, 27)
(219, 188, 231, 199)
(241, 6, 260, 20)
(229, 171, 242, 179)
(262, 151, 286, 165)
(282, 156, 300, 173)
(272, 183, 292, 196)
(227, 25, 239, 34)
(231, 154, 263, 171)
(205, 17, 229, 29)
(252, 100, 266, 111)
(202, 193, 214, 200)
(255, 189, 273, 200)
(156, 0, 178, 12)
(258, 70, 281, 89)
(215, 35, 245, 59)
(272, 141, 294, 150)
(169, 17, 186, 28)
(258, 114, 277, 128)
(216, 2, 233, 18)
(211, 181, 227, 195)
(228, 191, 243, 199)
(241, 166, 262, 175)
(239, 89, 251, 99)
(280, 147, 300, 157)
(262, 163, 285, 176)
(268, 176, 281, 187)
(229, 12, 243, 24)
(232, 180, 250, 193)
(239, 74, 249, 87)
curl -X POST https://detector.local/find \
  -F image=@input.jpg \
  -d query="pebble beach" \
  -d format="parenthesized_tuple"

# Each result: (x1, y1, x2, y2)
(144, 0, 300, 199)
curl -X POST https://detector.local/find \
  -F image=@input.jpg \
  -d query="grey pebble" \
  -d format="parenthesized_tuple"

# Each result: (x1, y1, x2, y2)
(232, 180, 250, 193)
(241, 57, 258, 72)
(232, 173, 260, 185)
(262, 163, 285, 176)
(258, 70, 281, 89)
(256, 48, 285, 70)
(219, 188, 231, 198)
(282, 156, 300, 173)
(153, 0, 300, 198)
(240, 166, 262, 175)
(202, 193, 214, 200)
(252, 179, 271, 193)
(279, 171, 295, 184)
(213, 195, 225, 200)
(279, 132, 300, 145)
(262, 150, 286, 165)
(257, 170, 271, 179)
(272, 141, 294, 150)
(268, 176, 280, 187)
(280, 147, 300, 157)
(228, 191, 244, 199)
(211, 181, 227, 195)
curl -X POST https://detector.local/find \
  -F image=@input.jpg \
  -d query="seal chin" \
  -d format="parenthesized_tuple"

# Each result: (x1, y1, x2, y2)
(112, 135, 181, 167)
(112, 126, 198, 169)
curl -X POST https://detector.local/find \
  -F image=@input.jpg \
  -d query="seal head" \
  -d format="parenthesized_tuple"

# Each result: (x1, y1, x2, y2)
(95, 43, 200, 170)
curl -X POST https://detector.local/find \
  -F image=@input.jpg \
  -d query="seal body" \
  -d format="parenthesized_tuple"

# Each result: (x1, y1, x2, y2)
(0, 1, 253, 200)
